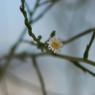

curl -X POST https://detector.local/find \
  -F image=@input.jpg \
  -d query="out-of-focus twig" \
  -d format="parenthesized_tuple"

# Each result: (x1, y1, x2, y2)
(9, 52, 95, 66)
(4, 51, 95, 77)
(32, 56, 47, 95)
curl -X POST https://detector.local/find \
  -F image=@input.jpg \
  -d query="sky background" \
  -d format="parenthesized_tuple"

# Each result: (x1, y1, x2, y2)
(0, 0, 95, 95)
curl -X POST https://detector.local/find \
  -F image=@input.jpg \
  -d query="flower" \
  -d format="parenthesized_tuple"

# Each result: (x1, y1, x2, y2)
(48, 37, 63, 53)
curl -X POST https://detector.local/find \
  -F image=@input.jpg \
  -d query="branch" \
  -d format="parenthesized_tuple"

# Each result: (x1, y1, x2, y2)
(4, 52, 95, 77)
(83, 31, 95, 59)
(51, 53, 95, 66)
(20, 0, 33, 37)
(4, 52, 95, 67)
(31, 3, 53, 23)
(71, 61, 95, 77)
(32, 56, 47, 95)
(0, 0, 59, 80)
(63, 28, 95, 45)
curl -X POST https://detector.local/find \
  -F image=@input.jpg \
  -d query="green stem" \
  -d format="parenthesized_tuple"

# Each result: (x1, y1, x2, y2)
(63, 28, 95, 45)
(83, 31, 95, 59)
(51, 53, 95, 66)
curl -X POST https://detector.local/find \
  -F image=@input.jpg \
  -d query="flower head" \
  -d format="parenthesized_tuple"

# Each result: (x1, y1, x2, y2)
(48, 37, 63, 53)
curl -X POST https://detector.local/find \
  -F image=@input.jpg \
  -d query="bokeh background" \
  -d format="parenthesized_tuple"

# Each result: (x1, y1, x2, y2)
(0, 0, 95, 95)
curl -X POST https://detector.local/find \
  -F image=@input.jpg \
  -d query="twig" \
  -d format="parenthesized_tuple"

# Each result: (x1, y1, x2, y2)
(51, 53, 95, 66)
(6, 52, 95, 76)
(0, 0, 58, 80)
(63, 28, 95, 45)
(83, 31, 95, 59)
(31, 3, 53, 23)
(3, 51, 95, 67)
(20, 0, 45, 51)
(71, 61, 95, 77)
(32, 56, 47, 95)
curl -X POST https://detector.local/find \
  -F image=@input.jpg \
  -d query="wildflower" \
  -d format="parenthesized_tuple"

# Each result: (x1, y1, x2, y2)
(48, 37, 63, 53)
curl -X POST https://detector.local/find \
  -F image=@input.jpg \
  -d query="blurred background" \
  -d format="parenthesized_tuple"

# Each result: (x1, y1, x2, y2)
(0, 0, 95, 95)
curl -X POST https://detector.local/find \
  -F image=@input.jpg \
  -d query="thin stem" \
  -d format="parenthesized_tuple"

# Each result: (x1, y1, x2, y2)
(32, 57, 47, 95)
(51, 53, 95, 66)
(30, 0, 40, 16)
(63, 28, 95, 45)
(10, 52, 95, 67)
(70, 61, 95, 77)
(1, 50, 95, 77)
(39, 1, 50, 6)
(25, 1, 31, 15)
(83, 31, 95, 59)
(0, 0, 58, 80)
(31, 3, 53, 23)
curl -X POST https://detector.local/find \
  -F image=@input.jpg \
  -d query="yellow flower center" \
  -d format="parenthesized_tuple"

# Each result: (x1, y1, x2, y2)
(51, 41, 61, 49)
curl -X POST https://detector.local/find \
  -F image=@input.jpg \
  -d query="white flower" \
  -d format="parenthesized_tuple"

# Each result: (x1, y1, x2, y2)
(48, 37, 63, 53)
